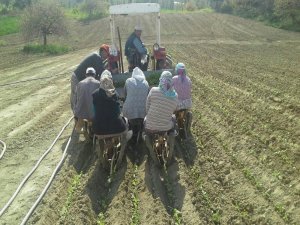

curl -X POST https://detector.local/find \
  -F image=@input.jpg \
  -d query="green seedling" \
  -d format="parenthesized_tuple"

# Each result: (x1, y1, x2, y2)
(211, 211, 221, 224)
(60, 172, 82, 220)
(275, 203, 291, 222)
(173, 208, 183, 225)
(130, 165, 141, 225)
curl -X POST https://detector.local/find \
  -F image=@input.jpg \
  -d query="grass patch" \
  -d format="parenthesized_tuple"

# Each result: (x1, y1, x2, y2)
(161, 8, 213, 14)
(65, 8, 107, 21)
(23, 44, 70, 55)
(0, 39, 7, 46)
(65, 8, 88, 20)
(0, 15, 20, 36)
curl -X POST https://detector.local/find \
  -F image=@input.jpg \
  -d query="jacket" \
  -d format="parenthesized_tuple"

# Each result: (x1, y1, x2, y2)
(92, 88, 126, 135)
(74, 76, 100, 120)
(74, 53, 104, 81)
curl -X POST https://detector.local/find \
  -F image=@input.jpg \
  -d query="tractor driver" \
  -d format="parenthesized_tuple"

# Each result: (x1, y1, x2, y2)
(125, 25, 149, 72)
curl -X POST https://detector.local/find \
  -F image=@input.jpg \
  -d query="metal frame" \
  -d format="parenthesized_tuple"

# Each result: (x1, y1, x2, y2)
(109, 3, 161, 49)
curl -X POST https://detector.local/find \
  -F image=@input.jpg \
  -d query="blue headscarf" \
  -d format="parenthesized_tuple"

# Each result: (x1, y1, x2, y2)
(159, 71, 177, 99)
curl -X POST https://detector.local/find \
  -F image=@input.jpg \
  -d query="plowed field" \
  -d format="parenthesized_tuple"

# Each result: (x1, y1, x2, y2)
(0, 12, 299, 225)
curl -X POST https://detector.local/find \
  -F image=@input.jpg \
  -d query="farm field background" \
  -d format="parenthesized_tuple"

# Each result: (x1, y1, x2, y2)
(0, 12, 299, 225)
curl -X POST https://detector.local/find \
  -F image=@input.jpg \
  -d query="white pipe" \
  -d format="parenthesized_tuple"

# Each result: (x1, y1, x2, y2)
(157, 12, 161, 45)
(20, 127, 74, 225)
(110, 15, 115, 46)
(0, 139, 7, 159)
(0, 116, 74, 217)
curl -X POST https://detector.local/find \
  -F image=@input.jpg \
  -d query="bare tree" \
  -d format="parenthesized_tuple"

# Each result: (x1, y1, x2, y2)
(80, 0, 107, 18)
(21, 1, 68, 46)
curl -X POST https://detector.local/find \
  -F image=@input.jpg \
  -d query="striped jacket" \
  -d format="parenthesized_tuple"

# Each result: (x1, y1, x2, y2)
(145, 87, 178, 131)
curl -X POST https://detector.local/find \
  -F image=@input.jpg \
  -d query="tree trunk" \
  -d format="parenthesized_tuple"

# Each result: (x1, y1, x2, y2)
(43, 33, 47, 46)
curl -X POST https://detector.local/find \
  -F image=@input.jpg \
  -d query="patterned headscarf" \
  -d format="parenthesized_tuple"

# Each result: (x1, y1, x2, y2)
(100, 70, 115, 97)
(132, 67, 145, 81)
(175, 63, 187, 82)
(159, 71, 177, 98)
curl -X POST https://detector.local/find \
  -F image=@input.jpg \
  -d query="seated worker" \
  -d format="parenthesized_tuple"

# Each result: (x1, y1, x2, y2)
(125, 25, 149, 72)
(172, 63, 193, 133)
(122, 67, 149, 145)
(144, 71, 178, 156)
(100, 44, 119, 74)
(74, 67, 100, 134)
(70, 48, 104, 114)
(144, 71, 178, 132)
(92, 70, 131, 142)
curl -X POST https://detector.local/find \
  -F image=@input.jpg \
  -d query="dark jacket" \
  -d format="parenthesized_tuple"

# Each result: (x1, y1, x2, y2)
(74, 53, 104, 81)
(92, 88, 126, 135)
(125, 32, 136, 57)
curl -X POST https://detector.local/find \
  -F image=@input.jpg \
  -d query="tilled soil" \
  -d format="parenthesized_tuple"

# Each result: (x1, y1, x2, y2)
(0, 12, 299, 225)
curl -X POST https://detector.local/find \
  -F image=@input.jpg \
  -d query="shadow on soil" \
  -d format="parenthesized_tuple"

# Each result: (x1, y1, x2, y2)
(86, 159, 127, 215)
(175, 133, 198, 167)
(144, 154, 186, 215)
(66, 132, 95, 174)
(64, 132, 128, 216)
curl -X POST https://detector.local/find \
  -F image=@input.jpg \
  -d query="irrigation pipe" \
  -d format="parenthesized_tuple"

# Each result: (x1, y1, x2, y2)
(0, 71, 70, 87)
(0, 116, 74, 217)
(0, 139, 7, 159)
(21, 126, 75, 225)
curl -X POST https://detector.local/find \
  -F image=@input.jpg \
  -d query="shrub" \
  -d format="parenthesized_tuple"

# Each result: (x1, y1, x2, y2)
(220, 3, 233, 14)
(186, 1, 197, 11)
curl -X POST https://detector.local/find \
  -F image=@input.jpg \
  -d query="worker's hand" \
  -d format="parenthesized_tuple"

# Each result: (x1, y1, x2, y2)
(141, 54, 148, 64)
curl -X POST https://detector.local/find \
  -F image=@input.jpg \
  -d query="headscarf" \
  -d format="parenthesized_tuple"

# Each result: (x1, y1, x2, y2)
(100, 70, 115, 97)
(100, 44, 110, 55)
(175, 63, 187, 82)
(159, 71, 177, 99)
(132, 67, 145, 81)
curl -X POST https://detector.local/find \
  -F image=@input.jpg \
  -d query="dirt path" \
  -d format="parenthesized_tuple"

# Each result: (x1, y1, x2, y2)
(0, 12, 299, 225)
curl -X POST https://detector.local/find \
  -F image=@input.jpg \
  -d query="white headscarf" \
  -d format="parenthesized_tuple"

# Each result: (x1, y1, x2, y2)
(132, 67, 145, 81)
(100, 70, 115, 97)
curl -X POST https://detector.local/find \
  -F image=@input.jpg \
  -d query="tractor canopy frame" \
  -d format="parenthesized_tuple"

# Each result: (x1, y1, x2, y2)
(109, 3, 161, 51)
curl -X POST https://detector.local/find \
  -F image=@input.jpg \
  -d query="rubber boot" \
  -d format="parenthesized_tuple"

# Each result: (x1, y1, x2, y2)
(168, 133, 175, 162)
(186, 111, 193, 134)
(144, 134, 152, 152)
